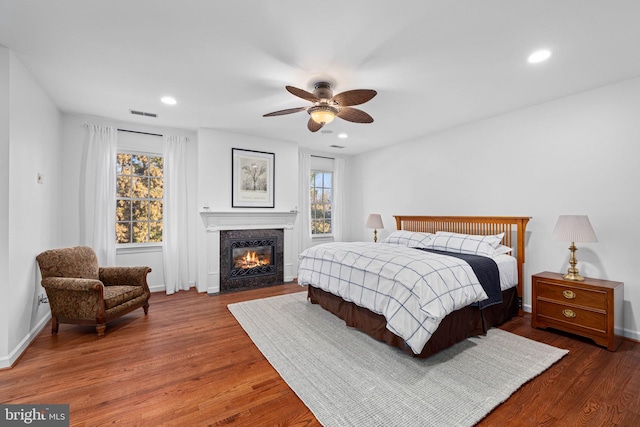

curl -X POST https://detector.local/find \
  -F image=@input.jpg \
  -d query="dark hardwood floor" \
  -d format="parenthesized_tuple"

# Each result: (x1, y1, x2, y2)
(2, 284, 639, 426)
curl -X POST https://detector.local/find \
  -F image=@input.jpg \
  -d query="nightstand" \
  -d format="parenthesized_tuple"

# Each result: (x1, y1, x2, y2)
(531, 271, 624, 351)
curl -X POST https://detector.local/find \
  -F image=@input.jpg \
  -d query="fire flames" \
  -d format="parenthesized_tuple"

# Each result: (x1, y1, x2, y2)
(234, 251, 270, 269)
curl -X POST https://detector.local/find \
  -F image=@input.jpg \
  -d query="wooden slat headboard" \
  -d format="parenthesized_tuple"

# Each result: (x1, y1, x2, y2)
(394, 215, 531, 315)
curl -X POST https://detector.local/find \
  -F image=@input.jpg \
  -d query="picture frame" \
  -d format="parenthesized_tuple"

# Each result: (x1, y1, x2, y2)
(232, 148, 275, 208)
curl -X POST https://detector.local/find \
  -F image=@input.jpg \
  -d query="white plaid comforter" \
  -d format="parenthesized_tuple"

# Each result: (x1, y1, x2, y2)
(297, 242, 489, 354)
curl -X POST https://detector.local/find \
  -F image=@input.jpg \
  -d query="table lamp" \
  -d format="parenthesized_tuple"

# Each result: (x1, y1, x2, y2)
(552, 215, 597, 281)
(365, 214, 384, 243)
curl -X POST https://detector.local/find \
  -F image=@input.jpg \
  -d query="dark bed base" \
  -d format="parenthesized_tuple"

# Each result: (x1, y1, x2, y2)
(307, 285, 519, 358)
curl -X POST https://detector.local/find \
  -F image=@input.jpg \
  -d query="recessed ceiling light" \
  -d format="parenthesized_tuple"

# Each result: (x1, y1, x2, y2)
(338, 133, 348, 139)
(527, 49, 552, 64)
(161, 96, 177, 105)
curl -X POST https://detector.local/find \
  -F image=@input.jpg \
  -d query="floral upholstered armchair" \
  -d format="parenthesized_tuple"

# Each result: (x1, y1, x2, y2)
(36, 246, 151, 338)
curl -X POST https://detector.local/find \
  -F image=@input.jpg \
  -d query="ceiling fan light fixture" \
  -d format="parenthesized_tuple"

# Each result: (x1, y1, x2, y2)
(263, 84, 376, 132)
(309, 105, 338, 125)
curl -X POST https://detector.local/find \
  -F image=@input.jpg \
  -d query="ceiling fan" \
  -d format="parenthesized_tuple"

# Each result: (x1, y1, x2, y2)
(263, 82, 377, 132)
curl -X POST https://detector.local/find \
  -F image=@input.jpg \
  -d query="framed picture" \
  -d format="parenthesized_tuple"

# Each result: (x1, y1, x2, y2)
(232, 148, 275, 208)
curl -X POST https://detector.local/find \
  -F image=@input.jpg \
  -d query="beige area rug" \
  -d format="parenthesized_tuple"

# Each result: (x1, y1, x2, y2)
(228, 292, 568, 427)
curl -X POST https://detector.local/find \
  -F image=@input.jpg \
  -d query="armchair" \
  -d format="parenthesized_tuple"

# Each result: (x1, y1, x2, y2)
(36, 246, 151, 337)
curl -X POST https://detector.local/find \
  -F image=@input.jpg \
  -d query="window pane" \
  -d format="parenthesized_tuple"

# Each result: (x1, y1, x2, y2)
(149, 201, 162, 221)
(324, 173, 332, 188)
(132, 200, 148, 221)
(314, 173, 323, 187)
(116, 222, 131, 244)
(117, 153, 132, 175)
(324, 189, 332, 203)
(149, 156, 163, 176)
(150, 177, 163, 199)
(149, 222, 162, 242)
(132, 155, 148, 176)
(325, 204, 332, 218)
(132, 222, 149, 243)
(116, 200, 131, 221)
(132, 177, 149, 198)
(116, 175, 131, 198)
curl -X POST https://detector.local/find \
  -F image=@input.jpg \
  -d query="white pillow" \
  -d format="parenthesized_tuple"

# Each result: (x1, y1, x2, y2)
(424, 231, 505, 257)
(493, 244, 513, 256)
(382, 231, 434, 248)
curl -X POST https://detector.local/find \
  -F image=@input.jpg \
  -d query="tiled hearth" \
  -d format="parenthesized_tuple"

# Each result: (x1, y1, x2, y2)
(198, 211, 298, 294)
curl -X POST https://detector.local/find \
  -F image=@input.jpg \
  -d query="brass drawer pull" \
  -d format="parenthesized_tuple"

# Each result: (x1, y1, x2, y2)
(562, 290, 576, 299)
(562, 309, 576, 318)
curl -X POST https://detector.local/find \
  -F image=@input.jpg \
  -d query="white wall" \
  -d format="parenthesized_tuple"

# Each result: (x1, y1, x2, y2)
(196, 129, 299, 291)
(60, 114, 198, 292)
(347, 76, 640, 340)
(0, 48, 62, 368)
(0, 46, 11, 362)
(196, 129, 299, 212)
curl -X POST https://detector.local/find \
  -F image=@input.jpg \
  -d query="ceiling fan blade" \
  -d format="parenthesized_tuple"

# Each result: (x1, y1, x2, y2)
(307, 117, 323, 132)
(336, 107, 374, 123)
(331, 89, 377, 106)
(286, 86, 320, 102)
(263, 107, 307, 117)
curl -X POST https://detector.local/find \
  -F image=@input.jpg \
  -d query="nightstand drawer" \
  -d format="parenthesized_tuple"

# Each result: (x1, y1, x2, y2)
(536, 300, 607, 333)
(536, 281, 606, 310)
(532, 272, 624, 351)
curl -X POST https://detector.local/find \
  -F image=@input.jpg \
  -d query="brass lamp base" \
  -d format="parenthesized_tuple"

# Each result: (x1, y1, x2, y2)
(563, 242, 585, 281)
(563, 271, 585, 281)
(373, 229, 378, 243)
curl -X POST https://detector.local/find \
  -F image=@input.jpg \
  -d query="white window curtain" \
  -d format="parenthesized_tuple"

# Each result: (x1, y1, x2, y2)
(332, 157, 345, 242)
(162, 134, 190, 295)
(83, 124, 117, 266)
(298, 152, 312, 251)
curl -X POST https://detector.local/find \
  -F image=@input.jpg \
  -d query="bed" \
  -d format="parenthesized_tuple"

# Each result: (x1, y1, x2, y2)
(298, 215, 530, 358)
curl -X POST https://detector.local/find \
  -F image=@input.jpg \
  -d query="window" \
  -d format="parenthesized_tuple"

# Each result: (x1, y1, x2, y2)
(116, 152, 163, 244)
(310, 171, 332, 235)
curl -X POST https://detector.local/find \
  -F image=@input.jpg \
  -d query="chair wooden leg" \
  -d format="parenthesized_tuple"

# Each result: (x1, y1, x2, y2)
(96, 324, 106, 338)
(51, 317, 59, 335)
(143, 303, 149, 315)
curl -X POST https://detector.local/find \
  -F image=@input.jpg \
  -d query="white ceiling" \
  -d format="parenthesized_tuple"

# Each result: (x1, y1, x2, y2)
(2, 1, 640, 155)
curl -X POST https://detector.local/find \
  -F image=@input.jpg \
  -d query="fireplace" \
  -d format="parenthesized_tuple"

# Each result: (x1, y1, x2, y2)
(198, 211, 298, 294)
(230, 238, 276, 277)
(220, 229, 284, 293)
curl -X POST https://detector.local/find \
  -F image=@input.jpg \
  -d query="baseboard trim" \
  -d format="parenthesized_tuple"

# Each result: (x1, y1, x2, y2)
(0, 313, 51, 370)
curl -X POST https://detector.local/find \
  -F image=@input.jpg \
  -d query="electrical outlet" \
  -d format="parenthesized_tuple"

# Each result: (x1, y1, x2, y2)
(38, 293, 48, 305)
(37, 173, 44, 185)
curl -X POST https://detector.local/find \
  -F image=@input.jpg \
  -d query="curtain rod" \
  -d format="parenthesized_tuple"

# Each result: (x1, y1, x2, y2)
(311, 155, 335, 160)
(117, 129, 162, 137)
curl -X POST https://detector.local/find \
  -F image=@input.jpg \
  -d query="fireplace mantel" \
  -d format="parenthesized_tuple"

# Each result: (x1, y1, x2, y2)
(198, 210, 298, 294)
(200, 210, 298, 231)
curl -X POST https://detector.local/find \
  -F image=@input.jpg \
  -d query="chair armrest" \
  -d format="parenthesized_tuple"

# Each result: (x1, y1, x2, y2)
(41, 277, 103, 292)
(41, 277, 104, 319)
(99, 266, 151, 288)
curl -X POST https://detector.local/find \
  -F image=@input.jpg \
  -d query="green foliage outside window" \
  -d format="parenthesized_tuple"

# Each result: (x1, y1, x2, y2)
(116, 153, 163, 244)
(310, 171, 332, 235)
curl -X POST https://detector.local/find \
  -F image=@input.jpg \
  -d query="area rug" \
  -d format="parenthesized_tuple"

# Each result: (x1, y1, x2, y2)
(228, 292, 568, 427)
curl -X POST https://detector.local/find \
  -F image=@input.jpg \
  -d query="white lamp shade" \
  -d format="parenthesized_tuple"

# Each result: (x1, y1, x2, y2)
(365, 214, 384, 229)
(552, 215, 597, 243)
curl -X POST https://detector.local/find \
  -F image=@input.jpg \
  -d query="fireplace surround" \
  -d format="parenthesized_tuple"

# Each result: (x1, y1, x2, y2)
(219, 228, 283, 292)
(198, 211, 298, 294)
